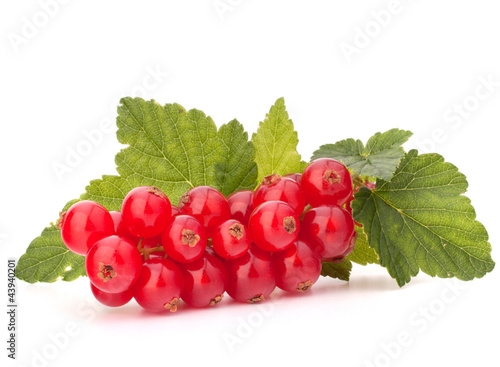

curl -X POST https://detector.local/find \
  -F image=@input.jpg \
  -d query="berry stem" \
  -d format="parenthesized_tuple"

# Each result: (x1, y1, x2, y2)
(139, 245, 166, 260)
(351, 174, 376, 190)
(351, 173, 365, 188)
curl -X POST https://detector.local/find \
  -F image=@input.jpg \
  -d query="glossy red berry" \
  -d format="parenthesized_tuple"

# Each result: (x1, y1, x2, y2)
(226, 246, 276, 303)
(121, 186, 172, 238)
(248, 201, 300, 252)
(59, 201, 114, 255)
(284, 173, 302, 183)
(171, 205, 181, 216)
(110, 212, 163, 254)
(86, 235, 142, 293)
(141, 235, 162, 249)
(132, 258, 184, 313)
(90, 284, 133, 307)
(109, 210, 141, 244)
(254, 174, 306, 216)
(301, 158, 353, 207)
(326, 231, 358, 263)
(179, 253, 227, 308)
(109, 210, 122, 233)
(178, 186, 231, 238)
(273, 240, 322, 292)
(300, 205, 355, 259)
(227, 190, 254, 226)
(161, 215, 207, 263)
(341, 230, 357, 258)
(204, 246, 226, 262)
(212, 219, 251, 259)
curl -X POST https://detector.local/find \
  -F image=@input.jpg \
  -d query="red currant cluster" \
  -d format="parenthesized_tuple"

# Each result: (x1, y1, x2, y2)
(59, 158, 356, 313)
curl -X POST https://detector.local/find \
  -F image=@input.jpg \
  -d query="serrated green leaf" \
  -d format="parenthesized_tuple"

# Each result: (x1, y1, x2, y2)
(312, 129, 412, 181)
(352, 149, 495, 287)
(84, 100, 257, 207)
(321, 260, 352, 281)
(16, 226, 86, 283)
(19, 98, 258, 283)
(252, 97, 301, 183)
(81, 175, 134, 211)
(113, 99, 222, 203)
(347, 226, 379, 265)
(299, 160, 308, 173)
(215, 119, 258, 196)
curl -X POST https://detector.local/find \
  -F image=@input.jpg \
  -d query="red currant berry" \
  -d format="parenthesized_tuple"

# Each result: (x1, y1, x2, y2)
(301, 158, 353, 207)
(178, 186, 230, 238)
(204, 246, 226, 262)
(325, 231, 358, 263)
(179, 253, 227, 308)
(273, 240, 322, 292)
(121, 186, 172, 238)
(59, 201, 114, 255)
(171, 205, 181, 216)
(140, 235, 162, 249)
(212, 219, 251, 259)
(283, 173, 302, 183)
(90, 283, 133, 307)
(132, 258, 184, 313)
(226, 246, 276, 303)
(86, 235, 142, 293)
(300, 205, 355, 259)
(227, 190, 254, 226)
(109, 210, 122, 233)
(109, 216, 162, 255)
(254, 174, 306, 216)
(248, 201, 300, 252)
(110, 210, 142, 244)
(146, 253, 167, 261)
(341, 230, 357, 258)
(161, 215, 207, 263)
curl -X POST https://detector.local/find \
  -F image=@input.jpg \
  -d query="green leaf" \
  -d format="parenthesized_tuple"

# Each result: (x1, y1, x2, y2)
(112, 99, 222, 204)
(252, 97, 301, 183)
(321, 260, 353, 281)
(19, 98, 258, 283)
(353, 149, 495, 287)
(312, 129, 412, 181)
(82, 175, 134, 211)
(299, 160, 308, 173)
(347, 226, 379, 265)
(16, 226, 86, 283)
(84, 99, 257, 206)
(215, 119, 258, 196)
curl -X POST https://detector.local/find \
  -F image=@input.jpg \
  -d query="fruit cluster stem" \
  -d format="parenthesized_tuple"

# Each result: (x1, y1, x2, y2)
(138, 244, 166, 260)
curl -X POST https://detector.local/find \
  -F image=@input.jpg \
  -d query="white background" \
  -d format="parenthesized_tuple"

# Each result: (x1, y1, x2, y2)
(1, 1, 499, 366)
